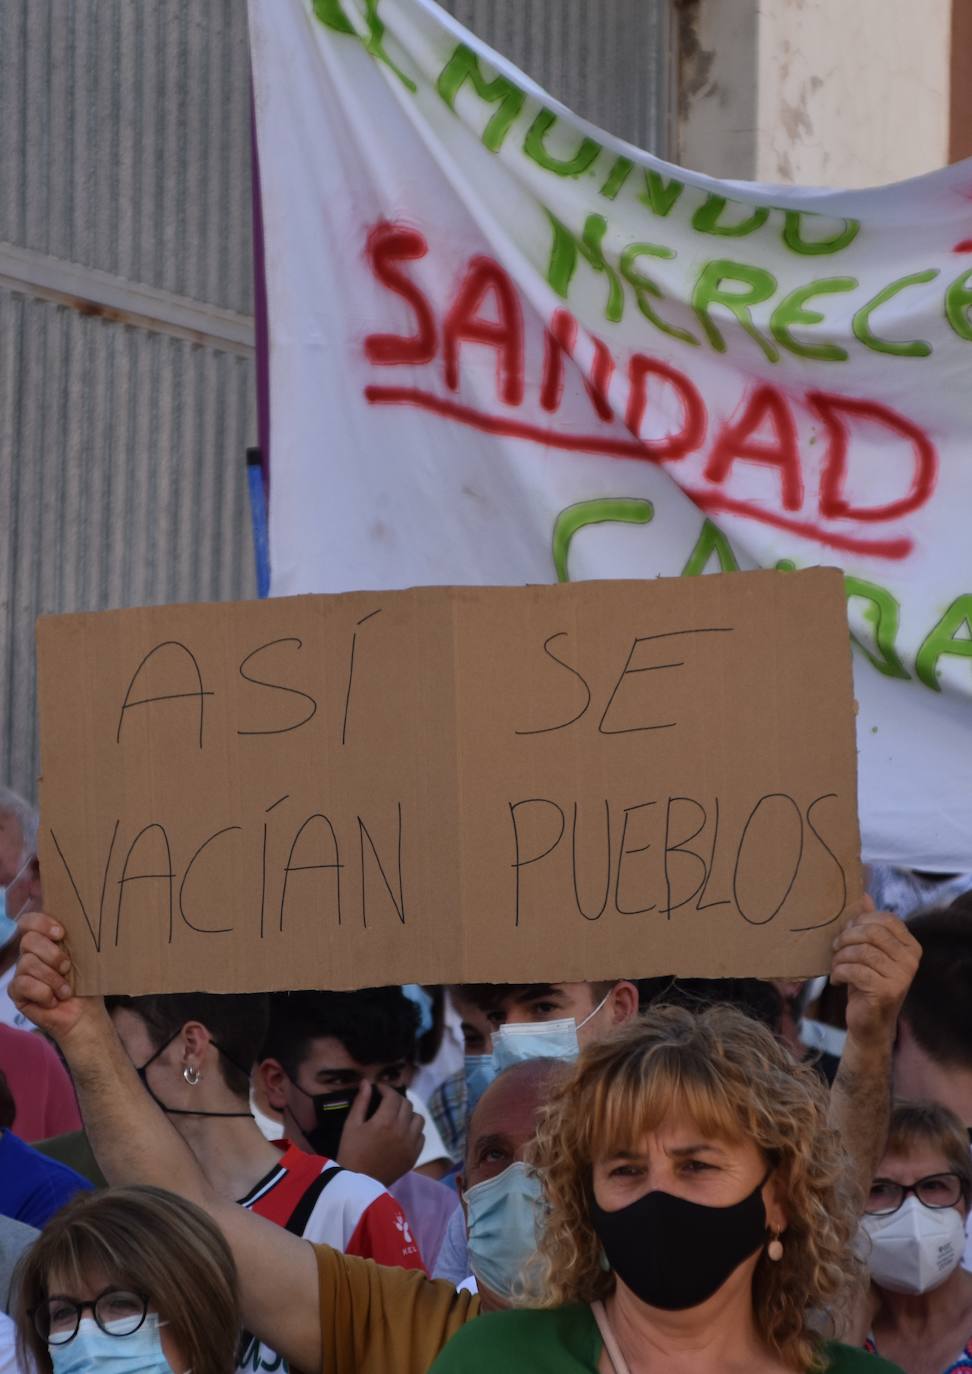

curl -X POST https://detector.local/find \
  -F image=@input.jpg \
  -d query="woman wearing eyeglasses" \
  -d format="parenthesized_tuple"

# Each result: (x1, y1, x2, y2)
(13, 1185, 239, 1374)
(862, 1101, 972, 1374)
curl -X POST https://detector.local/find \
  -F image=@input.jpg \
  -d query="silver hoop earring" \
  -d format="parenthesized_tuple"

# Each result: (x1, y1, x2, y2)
(183, 1065, 202, 1086)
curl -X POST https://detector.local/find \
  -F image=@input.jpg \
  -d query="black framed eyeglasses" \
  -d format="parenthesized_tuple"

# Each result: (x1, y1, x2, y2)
(865, 1172, 967, 1217)
(33, 1288, 149, 1346)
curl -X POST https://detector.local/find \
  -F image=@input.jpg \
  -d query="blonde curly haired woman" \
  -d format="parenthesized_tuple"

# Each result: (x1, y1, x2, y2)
(431, 1004, 903, 1374)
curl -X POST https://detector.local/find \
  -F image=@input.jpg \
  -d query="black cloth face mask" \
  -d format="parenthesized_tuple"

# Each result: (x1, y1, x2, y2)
(136, 1028, 253, 1119)
(292, 1079, 407, 1160)
(590, 1173, 770, 1311)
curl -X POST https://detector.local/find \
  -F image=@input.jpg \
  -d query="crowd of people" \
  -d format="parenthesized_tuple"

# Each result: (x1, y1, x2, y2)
(1, 783, 971, 1374)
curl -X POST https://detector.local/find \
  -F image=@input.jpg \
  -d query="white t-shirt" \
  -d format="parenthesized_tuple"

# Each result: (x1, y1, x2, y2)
(411, 997, 465, 1103)
(235, 1143, 423, 1373)
(406, 1089, 451, 1170)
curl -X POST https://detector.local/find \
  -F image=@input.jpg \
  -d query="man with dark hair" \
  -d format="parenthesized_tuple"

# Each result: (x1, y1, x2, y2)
(260, 987, 452, 1181)
(894, 905, 972, 1127)
(261, 988, 460, 1268)
(105, 990, 425, 1374)
(428, 978, 640, 1165)
(261, 987, 420, 1098)
(460, 979, 639, 1041)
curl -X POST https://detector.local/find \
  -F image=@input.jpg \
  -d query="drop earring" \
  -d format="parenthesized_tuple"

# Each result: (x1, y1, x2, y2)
(183, 1064, 202, 1086)
(767, 1230, 784, 1262)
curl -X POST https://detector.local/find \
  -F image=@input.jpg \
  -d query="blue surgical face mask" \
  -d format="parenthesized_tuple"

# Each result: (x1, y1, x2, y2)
(464, 1161, 545, 1299)
(463, 1054, 496, 1116)
(0, 852, 35, 947)
(50, 1314, 175, 1374)
(490, 992, 611, 1073)
(0, 888, 17, 948)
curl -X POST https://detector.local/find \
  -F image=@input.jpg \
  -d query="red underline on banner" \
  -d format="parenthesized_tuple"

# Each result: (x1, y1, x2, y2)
(363, 385, 914, 560)
(364, 385, 650, 458)
(686, 493, 912, 559)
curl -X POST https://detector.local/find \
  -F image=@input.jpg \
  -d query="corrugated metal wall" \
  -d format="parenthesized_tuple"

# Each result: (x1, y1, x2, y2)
(442, 0, 672, 150)
(0, 0, 254, 313)
(0, 0, 256, 801)
(0, 0, 671, 803)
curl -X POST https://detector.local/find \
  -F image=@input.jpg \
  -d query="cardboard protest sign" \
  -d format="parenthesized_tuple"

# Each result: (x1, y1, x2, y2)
(38, 568, 860, 994)
(249, 0, 972, 871)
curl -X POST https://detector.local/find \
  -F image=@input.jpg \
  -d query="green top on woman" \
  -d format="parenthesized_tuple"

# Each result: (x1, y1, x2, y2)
(430, 1304, 904, 1374)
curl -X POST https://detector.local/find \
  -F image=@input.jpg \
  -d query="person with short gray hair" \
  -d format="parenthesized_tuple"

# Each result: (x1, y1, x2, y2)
(0, 790, 37, 871)
(0, 792, 81, 1140)
(0, 788, 41, 1032)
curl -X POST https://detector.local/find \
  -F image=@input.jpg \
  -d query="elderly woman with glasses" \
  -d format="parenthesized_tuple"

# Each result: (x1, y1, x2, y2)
(13, 1185, 239, 1374)
(861, 1101, 972, 1374)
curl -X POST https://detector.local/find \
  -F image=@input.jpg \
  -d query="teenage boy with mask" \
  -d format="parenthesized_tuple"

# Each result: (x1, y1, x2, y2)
(260, 988, 459, 1266)
(430, 979, 640, 1166)
(466, 979, 639, 1049)
(259, 987, 452, 1181)
(13, 906, 920, 1374)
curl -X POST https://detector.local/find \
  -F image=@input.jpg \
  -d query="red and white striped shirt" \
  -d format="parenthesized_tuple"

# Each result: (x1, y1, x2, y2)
(236, 1141, 424, 1373)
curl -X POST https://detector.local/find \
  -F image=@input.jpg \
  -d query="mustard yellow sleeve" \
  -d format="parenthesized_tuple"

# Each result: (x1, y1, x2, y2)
(315, 1244, 480, 1374)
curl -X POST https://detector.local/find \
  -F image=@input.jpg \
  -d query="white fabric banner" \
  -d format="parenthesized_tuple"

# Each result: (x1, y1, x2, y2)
(249, 0, 972, 870)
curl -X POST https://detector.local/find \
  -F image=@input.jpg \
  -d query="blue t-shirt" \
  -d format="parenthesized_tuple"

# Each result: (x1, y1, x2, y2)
(0, 1129, 91, 1228)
